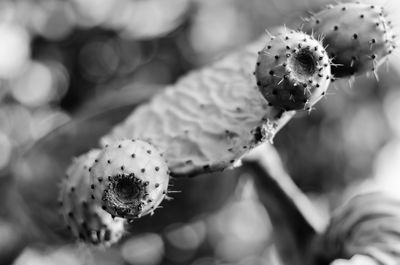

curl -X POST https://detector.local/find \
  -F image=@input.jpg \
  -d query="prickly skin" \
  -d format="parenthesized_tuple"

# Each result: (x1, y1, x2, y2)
(90, 139, 170, 220)
(59, 150, 125, 245)
(255, 28, 331, 110)
(101, 36, 298, 176)
(302, 2, 396, 78)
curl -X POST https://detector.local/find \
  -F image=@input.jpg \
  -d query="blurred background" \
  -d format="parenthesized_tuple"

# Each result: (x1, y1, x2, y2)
(1, 0, 400, 264)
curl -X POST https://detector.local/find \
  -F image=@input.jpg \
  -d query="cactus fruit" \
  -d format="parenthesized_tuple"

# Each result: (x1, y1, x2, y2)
(255, 28, 331, 110)
(100, 31, 328, 176)
(302, 2, 396, 78)
(311, 192, 400, 265)
(90, 139, 170, 219)
(59, 150, 125, 245)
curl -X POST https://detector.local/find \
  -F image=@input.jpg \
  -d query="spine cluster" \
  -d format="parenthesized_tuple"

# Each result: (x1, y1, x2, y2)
(255, 28, 331, 111)
(302, 2, 396, 78)
(90, 139, 170, 220)
(59, 139, 170, 245)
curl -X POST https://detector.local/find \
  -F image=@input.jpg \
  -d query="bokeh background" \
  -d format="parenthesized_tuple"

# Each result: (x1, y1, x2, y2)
(1, 0, 400, 264)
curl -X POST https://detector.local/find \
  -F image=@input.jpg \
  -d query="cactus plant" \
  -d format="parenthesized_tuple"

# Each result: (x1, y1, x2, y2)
(90, 139, 170, 220)
(101, 27, 331, 177)
(59, 150, 125, 245)
(302, 2, 396, 78)
(7, 0, 400, 264)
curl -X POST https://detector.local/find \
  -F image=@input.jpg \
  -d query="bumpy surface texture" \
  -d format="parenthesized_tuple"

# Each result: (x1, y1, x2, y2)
(302, 2, 396, 77)
(312, 192, 400, 265)
(255, 28, 331, 110)
(101, 35, 300, 176)
(59, 150, 125, 245)
(90, 139, 170, 219)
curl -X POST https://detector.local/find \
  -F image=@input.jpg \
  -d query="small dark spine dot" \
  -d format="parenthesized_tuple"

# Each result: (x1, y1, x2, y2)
(141, 168, 145, 173)
(155, 166, 160, 171)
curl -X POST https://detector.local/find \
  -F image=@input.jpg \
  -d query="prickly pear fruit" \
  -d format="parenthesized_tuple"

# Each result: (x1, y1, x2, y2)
(90, 139, 170, 220)
(312, 192, 400, 265)
(255, 28, 331, 111)
(302, 2, 396, 78)
(59, 150, 125, 245)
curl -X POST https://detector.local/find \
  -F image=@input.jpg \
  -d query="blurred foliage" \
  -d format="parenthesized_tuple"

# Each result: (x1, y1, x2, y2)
(1, 0, 400, 265)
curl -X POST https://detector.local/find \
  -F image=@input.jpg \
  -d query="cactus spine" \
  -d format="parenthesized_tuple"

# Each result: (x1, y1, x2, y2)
(255, 27, 331, 111)
(302, 2, 396, 78)
(90, 139, 170, 220)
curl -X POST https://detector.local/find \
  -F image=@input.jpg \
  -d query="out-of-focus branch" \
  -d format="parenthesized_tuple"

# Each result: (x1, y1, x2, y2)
(243, 142, 324, 265)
